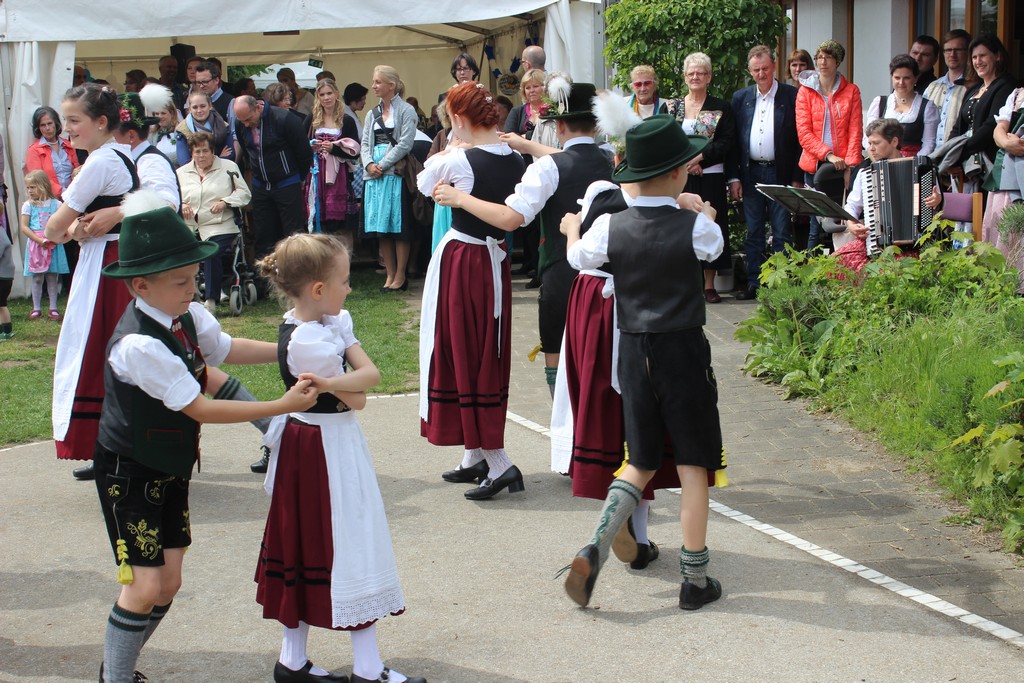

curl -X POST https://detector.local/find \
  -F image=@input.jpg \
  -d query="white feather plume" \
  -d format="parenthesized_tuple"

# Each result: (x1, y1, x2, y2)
(545, 72, 573, 113)
(138, 83, 172, 115)
(121, 188, 169, 217)
(593, 90, 642, 141)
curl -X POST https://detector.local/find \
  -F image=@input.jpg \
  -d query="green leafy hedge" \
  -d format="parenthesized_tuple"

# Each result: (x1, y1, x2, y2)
(735, 227, 1024, 551)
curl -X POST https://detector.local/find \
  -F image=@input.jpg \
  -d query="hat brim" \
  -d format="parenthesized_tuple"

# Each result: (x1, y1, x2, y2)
(540, 111, 598, 121)
(612, 135, 710, 184)
(102, 240, 221, 279)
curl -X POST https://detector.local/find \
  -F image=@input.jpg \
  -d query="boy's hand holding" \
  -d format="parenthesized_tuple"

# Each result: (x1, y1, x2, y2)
(280, 378, 318, 412)
(700, 201, 717, 222)
(431, 181, 466, 208)
(560, 211, 582, 239)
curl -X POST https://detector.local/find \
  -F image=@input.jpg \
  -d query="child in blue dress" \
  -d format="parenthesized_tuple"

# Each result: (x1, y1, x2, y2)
(19, 170, 69, 320)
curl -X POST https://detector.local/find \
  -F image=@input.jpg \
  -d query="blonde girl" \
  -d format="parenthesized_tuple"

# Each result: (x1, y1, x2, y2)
(255, 234, 425, 683)
(20, 170, 69, 319)
(305, 79, 361, 248)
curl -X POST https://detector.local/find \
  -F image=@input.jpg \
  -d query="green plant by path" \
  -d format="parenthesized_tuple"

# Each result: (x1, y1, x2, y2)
(735, 223, 1024, 552)
(604, 0, 789, 100)
(0, 269, 418, 447)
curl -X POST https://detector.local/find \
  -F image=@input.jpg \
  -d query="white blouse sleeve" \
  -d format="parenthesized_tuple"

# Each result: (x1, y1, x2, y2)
(505, 155, 559, 226)
(921, 99, 939, 156)
(567, 213, 611, 270)
(108, 336, 202, 411)
(862, 96, 882, 149)
(286, 321, 347, 379)
(416, 148, 474, 197)
(61, 147, 135, 214)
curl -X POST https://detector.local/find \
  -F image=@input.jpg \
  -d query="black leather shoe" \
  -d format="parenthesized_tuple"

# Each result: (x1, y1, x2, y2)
(274, 660, 348, 683)
(563, 544, 600, 607)
(630, 541, 659, 570)
(525, 277, 541, 289)
(441, 460, 487, 484)
(463, 465, 525, 500)
(99, 663, 147, 682)
(734, 288, 758, 300)
(73, 462, 95, 480)
(351, 668, 425, 683)
(251, 446, 270, 474)
(679, 576, 722, 610)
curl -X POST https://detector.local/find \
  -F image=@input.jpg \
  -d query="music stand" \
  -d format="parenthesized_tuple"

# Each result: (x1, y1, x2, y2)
(755, 184, 858, 222)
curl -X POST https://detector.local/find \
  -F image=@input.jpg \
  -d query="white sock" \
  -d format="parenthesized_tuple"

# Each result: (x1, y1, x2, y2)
(350, 624, 386, 680)
(481, 448, 513, 479)
(280, 622, 329, 675)
(460, 448, 484, 469)
(632, 500, 651, 545)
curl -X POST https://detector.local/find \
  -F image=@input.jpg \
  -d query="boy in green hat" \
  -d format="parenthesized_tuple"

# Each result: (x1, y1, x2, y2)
(559, 114, 728, 611)
(94, 190, 317, 682)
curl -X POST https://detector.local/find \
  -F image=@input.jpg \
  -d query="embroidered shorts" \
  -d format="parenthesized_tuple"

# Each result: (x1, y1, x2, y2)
(94, 446, 192, 568)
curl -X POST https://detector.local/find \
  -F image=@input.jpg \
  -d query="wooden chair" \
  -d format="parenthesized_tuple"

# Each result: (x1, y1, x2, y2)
(941, 192, 985, 241)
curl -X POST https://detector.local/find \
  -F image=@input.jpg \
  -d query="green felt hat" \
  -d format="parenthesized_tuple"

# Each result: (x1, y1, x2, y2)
(103, 194, 219, 279)
(612, 114, 709, 183)
(117, 91, 160, 130)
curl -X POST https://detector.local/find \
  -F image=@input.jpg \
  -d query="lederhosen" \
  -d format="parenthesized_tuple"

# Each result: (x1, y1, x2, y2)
(562, 190, 680, 499)
(421, 148, 525, 448)
(537, 144, 613, 353)
(607, 206, 725, 474)
(94, 306, 208, 568)
(55, 150, 140, 460)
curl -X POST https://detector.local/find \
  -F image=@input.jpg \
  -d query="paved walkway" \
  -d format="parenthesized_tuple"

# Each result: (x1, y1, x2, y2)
(1, 273, 1023, 682)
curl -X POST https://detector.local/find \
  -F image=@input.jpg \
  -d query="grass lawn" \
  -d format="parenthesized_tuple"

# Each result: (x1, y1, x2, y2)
(0, 268, 419, 447)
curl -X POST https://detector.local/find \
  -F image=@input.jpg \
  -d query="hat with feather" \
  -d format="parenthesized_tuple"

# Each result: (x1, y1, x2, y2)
(539, 72, 598, 121)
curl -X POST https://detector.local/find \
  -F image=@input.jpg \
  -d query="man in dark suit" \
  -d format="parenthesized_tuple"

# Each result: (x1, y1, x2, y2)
(728, 45, 801, 299)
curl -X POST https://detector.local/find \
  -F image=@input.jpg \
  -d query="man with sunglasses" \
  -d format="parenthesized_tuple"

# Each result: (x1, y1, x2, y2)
(924, 29, 972, 146)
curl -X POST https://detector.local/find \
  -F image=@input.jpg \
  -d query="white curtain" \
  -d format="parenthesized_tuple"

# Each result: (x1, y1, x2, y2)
(0, 41, 76, 297)
(544, 0, 598, 84)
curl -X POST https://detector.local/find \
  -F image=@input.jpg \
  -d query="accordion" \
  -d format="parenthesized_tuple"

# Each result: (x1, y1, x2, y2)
(862, 156, 935, 257)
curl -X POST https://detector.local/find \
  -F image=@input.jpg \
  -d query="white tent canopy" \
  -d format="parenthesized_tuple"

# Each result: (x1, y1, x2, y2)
(0, 0, 601, 296)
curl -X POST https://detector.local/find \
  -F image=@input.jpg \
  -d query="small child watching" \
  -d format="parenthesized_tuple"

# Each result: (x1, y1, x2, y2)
(20, 170, 69, 320)
(560, 114, 728, 611)
(255, 233, 425, 683)
(93, 190, 318, 682)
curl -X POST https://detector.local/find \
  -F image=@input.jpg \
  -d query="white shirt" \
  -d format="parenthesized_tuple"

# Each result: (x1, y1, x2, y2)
(749, 80, 778, 162)
(567, 196, 725, 270)
(416, 143, 517, 197)
(864, 93, 939, 155)
(62, 140, 135, 214)
(995, 87, 1024, 125)
(283, 309, 359, 379)
(836, 167, 871, 250)
(108, 299, 233, 411)
(132, 141, 181, 210)
(504, 136, 595, 226)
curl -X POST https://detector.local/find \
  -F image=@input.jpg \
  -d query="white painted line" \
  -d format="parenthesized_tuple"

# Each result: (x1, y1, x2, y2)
(499, 400, 1024, 649)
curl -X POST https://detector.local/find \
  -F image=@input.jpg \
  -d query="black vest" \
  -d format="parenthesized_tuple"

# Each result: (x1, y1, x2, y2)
(137, 144, 184, 215)
(85, 150, 140, 234)
(210, 92, 234, 125)
(580, 187, 628, 275)
(538, 143, 613, 272)
(452, 148, 527, 241)
(880, 97, 926, 148)
(608, 206, 705, 333)
(98, 306, 207, 478)
(277, 322, 350, 414)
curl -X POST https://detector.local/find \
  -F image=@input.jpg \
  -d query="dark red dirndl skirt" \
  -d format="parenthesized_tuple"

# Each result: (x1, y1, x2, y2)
(255, 421, 392, 630)
(563, 274, 679, 500)
(421, 240, 512, 450)
(56, 240, 133, 460)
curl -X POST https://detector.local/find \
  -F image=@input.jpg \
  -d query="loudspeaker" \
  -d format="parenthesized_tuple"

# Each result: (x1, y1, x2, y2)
(170, 44, 195, 85)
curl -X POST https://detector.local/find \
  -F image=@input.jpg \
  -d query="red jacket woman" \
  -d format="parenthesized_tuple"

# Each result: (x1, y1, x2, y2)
(795, 44, 863, 175)
(24, 107, 80, 199)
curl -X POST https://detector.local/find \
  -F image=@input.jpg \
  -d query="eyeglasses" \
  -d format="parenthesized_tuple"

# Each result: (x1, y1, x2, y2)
(943, 48, 967, 54)
(685, 72, 709, 79)
(195, 78, 214, 86)
(632, 80, 654, 88)
(454, 66, 473, 73)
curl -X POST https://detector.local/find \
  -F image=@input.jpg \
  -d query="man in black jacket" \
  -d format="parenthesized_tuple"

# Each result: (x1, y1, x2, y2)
(233, 96, 313, 267)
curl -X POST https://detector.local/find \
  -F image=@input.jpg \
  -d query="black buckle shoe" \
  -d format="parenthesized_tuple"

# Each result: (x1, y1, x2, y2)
(99, 663, 147, 682)
(351, 667, 425, 683)
(440, 459, 488, 484)
(463, 465, 525, 500)
(630, 540, 660, 570)
(679, 576, 722, 610)
(251, 446, 270, 474)
(562, 544, 600, 607)
(73, 462, 95, 480)
(273, 660, 348, 683)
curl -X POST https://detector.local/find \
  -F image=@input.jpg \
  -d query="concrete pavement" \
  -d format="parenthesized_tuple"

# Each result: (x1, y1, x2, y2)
(1, 274, 1023, 682)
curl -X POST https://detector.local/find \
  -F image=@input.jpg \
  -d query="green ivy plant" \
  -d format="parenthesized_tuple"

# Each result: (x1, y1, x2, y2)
(603, 0, 789, 100)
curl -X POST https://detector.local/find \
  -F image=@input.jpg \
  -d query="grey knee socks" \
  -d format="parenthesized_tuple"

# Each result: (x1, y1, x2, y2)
(590, 479, 642, 568)
(213, 375, 271, 433)
(104, 603, 149, 682)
